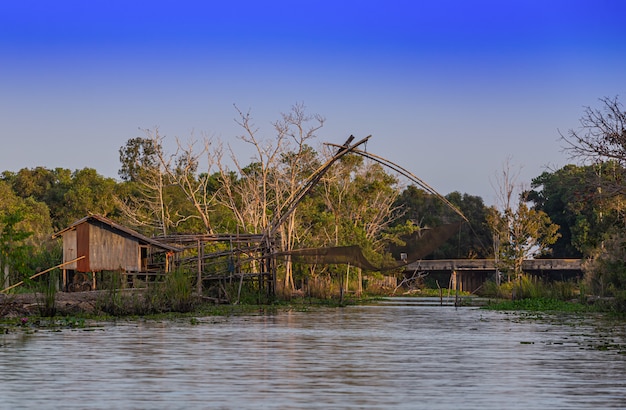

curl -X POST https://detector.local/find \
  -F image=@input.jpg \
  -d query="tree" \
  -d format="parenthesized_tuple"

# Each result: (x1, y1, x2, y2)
(488, 160, 560, 279)
(393, 186, 492, 259)
(561, 96, 626, 196)
(117, 133, 200, 236)
(216, 103, 324, 291)
(4, 166, 119, 229)
(2, 167, 72, 231)
(319, 154, 397, 247)
(0, 210, 33, 289)
(559, 97, 626, 300)
(504, 200, 561, 276)
(319, 153, 402, 267)
(58, 168, 118, 226)
(582, 232, 626, 299)
(526, 163, 625, 258)
(0, 180, 53, 248)
(119, 135, 161, 182)
(272, 107, 324, 291)
(3, 166, 57, 201)
(0, 180, 53, 288)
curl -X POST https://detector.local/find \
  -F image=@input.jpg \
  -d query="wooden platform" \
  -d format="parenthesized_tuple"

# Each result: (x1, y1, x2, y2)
(404, 259, 584, 293)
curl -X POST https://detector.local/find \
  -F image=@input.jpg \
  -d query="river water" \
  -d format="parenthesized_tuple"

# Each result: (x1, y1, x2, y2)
(1, 298, 626, 409)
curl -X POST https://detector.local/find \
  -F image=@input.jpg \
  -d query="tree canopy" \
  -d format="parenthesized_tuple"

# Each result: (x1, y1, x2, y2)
(9, 100, 626, 296)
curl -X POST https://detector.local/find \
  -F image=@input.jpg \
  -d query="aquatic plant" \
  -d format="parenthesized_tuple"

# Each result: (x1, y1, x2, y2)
(484, 297, 590, 312)
(157, 268, 196, 312)
(479, 276, 577, 301)
(35, 270, 58, 317)
(97, 268, 198, 315)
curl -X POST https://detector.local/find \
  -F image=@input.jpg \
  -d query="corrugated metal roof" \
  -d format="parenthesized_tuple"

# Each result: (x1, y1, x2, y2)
(52, 214, 181, 252)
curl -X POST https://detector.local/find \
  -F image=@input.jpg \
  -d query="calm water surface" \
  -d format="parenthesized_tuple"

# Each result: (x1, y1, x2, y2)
(2, 299, 626, 409)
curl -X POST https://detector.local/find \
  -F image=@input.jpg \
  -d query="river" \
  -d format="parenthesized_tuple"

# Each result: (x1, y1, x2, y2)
(1, 298, 626, 409)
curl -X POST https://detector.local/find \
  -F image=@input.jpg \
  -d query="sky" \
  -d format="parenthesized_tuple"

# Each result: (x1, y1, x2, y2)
(1, 0, 625, 205)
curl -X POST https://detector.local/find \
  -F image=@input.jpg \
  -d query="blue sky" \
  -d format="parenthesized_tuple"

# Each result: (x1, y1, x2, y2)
(1, 0, 625, 205)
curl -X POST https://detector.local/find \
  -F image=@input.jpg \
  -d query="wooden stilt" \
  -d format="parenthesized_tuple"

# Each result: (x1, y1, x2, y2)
(453, 270, 459, 307)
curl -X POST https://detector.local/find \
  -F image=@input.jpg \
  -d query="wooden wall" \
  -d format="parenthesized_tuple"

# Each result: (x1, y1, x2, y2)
(77, 222, 90, 272)
(62, 230, 77, 269)
(88, 221, 140, 272)
(63, 221, 141, 272)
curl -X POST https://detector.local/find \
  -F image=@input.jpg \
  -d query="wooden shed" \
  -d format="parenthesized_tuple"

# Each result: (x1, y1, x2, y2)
(53, 215, 180, 291)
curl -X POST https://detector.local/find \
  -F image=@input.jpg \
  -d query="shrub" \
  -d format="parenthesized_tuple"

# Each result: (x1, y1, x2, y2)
(479, 275, 577, 301)
(583, 233, 626, 297)
(98, 268, 198, 316)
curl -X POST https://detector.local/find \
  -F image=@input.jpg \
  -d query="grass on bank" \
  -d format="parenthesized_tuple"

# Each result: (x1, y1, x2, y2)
(478, 276, 626, 316)
(5, 268, 626, 328)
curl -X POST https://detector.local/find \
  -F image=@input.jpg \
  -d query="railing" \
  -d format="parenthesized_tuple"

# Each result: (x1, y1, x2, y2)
(406, 259, 583, 272)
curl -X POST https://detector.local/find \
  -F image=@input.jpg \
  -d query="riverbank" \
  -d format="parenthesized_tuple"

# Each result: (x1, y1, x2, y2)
(0, 290, 106, 317)
(2, 289, 623, 321)
(0, 289, 361, 320)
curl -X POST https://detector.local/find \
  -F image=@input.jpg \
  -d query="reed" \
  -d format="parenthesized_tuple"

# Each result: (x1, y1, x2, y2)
(98, 268, 198, 315)
(479, 276, 578, 301)
(36, 270, 58, 317)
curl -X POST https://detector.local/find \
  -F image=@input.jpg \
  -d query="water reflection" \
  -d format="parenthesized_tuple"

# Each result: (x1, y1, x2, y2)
(1, 304, 626, 409)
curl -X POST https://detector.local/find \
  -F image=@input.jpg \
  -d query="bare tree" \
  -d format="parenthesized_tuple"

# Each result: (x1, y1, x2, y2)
(562, 96, 626, 164)
(219, 105, 288, 234)
(116, 130, 177, 236)
(216, 103, 324, 291)
(319, 148, 402, 295)
(159, 137, 221, 234)
(272, 105, 324, 290)
(561, 96, 626, 198)
(118, 129, 221, 235)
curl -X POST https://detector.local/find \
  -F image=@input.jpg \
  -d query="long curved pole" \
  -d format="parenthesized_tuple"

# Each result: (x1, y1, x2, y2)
(264, 135, 371, 239)
(325, 143, 468, 222)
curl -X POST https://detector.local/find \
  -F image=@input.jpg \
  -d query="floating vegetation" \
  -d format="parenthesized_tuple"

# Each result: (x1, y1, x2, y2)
(483, 297, 594, 312)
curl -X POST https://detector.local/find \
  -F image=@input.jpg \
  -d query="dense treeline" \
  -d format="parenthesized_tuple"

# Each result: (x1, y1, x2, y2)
(2, 99, 626, 303)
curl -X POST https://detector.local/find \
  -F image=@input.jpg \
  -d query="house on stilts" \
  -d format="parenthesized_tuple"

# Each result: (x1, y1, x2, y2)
(52, 215, 180, 291)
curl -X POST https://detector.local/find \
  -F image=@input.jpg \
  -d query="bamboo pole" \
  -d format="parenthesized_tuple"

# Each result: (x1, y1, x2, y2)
(1, 256, 85, 293)
(197, 239, 203, 295)
(454, 270, 459, 308)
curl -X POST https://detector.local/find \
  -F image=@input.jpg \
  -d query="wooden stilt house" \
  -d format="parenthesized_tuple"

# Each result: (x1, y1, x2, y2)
(52, 215, 180, 291)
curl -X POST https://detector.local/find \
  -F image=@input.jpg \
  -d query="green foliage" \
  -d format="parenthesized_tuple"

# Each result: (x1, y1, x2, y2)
(118, 136, 161, 182)
(10, 102, 626, 306)
(394, 186, 492, 258)
(485, 297, 589, 312)
(437, 193, 491, 258)
(480, 276, 578, 301)
(158, 268, 196, 312)
(220, 281, 270, 305)
(527, 163, 625, 257)
(2, 167, 72, 231)
(60, 168, 118, 223)
(583, 233, 626, 300)
(35, 270, 58, 317)
(488, 198, 561, 278)
(98, 269, 197, 316)
(0, 210, 35, 288)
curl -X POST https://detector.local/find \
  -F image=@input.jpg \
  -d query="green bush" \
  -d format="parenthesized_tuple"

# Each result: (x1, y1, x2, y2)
(98, 268, 198, 316)
(583, 233, 626, 297)
(479, 276, 577, 301)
